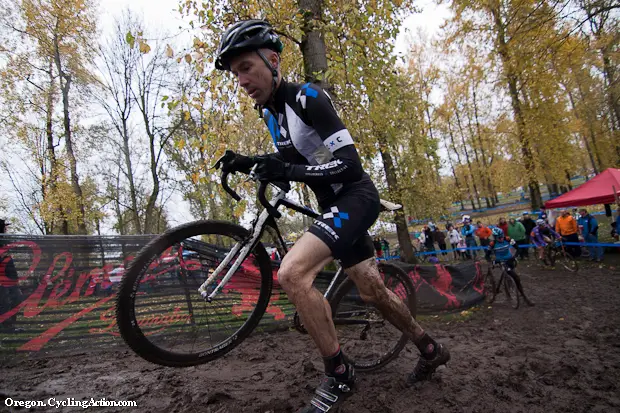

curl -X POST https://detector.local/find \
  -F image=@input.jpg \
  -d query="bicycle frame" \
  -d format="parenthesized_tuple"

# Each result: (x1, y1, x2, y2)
(197, 183, 347, 302)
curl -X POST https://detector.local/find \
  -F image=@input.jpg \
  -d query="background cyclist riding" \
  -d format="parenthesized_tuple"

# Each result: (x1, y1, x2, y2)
(531, 219, 561, 262)
(487, 228, 534, 307)
(214, 19, 449, 413)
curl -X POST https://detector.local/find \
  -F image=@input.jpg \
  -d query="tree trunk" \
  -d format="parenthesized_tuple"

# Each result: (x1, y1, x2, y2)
(53, 32, 87, 234)
(565, 87, 599, 173)
(490, 4, 542, 210)
(447, 120, 476, 209)
(377, 134, 417, 264)
(122, 119, 142, 233)
(143, 129, 160, 234)
(298, 0, 329, 89)
(472, 87, 497, 206)
(442, 135, 465, 210)
(455, 110, 481, 209)
(600, 43, 620, 133)
(45, 58, 65, 235)
(565, 170, 573, 190)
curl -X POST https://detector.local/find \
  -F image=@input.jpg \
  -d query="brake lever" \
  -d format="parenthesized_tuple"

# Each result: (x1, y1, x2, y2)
(245, 164, 258, 182)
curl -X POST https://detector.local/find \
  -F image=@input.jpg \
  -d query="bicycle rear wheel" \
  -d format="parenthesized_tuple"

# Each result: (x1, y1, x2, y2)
(116, 220, 273, 367)
(328, 262, 416, 372)
(503, 272, 520, 309)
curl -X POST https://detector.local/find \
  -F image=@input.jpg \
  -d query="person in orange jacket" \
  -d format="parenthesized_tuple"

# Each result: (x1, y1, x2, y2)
(475, 222, 492, 260)
(555, 209, 580, 257)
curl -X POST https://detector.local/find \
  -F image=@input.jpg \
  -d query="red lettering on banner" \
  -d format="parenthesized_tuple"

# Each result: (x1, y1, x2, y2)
(90, 303, 193, 337)
(2, 242, 289, 351)
(471, 262, 484, 294)
(22, 252, 73, 317)
(432, 264, 460, 309)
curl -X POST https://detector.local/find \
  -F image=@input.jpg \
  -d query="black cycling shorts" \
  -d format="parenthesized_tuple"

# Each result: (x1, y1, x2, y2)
(308, 184, 380, 268)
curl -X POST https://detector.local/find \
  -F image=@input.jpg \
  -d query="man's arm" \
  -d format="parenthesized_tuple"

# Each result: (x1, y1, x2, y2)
(285, 84, 364, 184)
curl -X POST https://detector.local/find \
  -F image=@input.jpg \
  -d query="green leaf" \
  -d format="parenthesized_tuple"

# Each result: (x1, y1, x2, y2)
(125, 31, 135, 48)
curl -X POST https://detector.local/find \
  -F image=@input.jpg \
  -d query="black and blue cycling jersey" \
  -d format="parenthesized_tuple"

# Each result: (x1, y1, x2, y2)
(261, 80, 379, 267)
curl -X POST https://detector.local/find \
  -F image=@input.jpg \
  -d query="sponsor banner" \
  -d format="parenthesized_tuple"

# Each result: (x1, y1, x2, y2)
(0, 235, 482, 356)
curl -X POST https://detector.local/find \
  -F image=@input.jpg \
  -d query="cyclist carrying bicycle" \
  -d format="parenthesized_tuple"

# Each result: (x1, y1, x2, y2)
(214, 20, 449, 412)
(487, 228, 534, 306)
(531, 219, 561, 262)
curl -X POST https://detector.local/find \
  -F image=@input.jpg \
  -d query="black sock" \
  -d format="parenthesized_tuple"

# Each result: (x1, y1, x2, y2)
(416, 333, 438, 359)
(323, 348, 352, 381)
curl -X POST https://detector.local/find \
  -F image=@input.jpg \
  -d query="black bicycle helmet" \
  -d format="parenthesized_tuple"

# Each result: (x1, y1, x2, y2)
(215, 19, 284, 70)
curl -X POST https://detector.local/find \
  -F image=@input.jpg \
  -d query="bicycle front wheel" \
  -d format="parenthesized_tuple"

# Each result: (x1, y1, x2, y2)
(503, 272, 520, 310)
(328, 261, 416, 372)
(116, 220, 273, 367)
(483, 268, 497, 304)
(558, 251, 579, 272)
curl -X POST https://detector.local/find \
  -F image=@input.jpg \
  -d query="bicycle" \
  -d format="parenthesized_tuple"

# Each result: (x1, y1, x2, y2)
(543, 240, 578, 272)
(116, 157, 417, 371)
(483, 260, 520, 309)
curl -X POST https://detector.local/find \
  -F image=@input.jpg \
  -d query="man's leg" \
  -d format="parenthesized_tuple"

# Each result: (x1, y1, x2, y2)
(586, 234, 596, 260)
(277, 232, 339, 357)
(345, 258, 450, 385)
(279, 233, 357, 413)
(506, 259, 534, 306)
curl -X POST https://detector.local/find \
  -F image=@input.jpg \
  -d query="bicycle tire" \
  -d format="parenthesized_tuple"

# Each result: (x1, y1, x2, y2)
(546, 247, 557, 267)
(483, 267, 497, 304)
(503, 272, 520, 310)
(328, 261, 416, 372)
(558, 251, 579, 273)
(116, 220, 273, 367)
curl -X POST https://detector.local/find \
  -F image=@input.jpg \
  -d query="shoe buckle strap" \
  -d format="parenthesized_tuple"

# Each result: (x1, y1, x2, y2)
(315, 388, 339, 403)
(310, 397, 332, 412)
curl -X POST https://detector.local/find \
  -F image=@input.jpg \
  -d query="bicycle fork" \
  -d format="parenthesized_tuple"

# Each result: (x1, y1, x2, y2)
(197, 209, 271, 302)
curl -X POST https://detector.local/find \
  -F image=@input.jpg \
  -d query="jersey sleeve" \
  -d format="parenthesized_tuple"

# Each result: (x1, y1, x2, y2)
(285, 83, 364, 184)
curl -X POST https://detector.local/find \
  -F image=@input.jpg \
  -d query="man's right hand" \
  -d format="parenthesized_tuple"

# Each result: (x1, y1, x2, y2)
(219, 150, 256, 174)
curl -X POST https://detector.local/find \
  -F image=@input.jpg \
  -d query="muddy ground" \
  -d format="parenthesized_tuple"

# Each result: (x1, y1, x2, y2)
(2, 259, 619, 413)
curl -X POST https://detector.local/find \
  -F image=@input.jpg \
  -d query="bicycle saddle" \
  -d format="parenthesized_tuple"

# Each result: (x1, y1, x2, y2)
(380, 199, 402, 211)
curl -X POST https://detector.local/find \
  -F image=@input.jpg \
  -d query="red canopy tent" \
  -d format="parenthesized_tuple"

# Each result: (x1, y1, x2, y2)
(544, 168, 620, 208)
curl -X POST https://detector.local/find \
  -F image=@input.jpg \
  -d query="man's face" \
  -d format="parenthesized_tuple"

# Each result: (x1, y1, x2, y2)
(562, 210, 569, 217)
(500, 218, 506, 224)
(229, 50, 275, 105)
(579, 210, 586, 217)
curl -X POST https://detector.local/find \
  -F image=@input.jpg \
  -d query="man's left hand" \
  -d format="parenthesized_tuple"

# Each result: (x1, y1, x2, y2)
(255, 155, 290, 182)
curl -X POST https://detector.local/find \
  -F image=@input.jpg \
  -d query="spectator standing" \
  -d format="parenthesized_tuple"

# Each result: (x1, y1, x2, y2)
(434, 227, 447, 257)
(381, 238, 390, 259)
(555, 209, 580, 257)
(520, 212, 536, 258)
(447, 225, 461, 260)
(461, 218, 477, 259)
(373, 237, 383, 258)
(423, 226, 436, 257)
(507, 218, 527, 259)
(475, 222, 492, 260)
(577, 209, 602, 262)
(0, 219, 24, 331)
(498, 217, 509, 237)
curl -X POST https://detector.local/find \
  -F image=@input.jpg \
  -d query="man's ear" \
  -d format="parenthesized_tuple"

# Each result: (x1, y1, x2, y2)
(269, 51, 280, 70)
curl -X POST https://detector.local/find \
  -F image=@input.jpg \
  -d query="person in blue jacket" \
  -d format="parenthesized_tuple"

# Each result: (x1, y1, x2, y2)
(577, 208, 602, 262)
(488, 228, 534, 306)
(460, 217, 477, 259)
